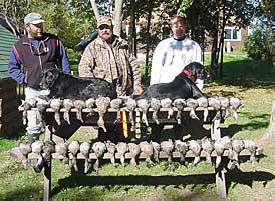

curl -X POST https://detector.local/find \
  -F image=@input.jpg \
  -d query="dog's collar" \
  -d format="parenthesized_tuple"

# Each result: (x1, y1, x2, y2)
(182, 69, 196, 81)
(182, 69, 192, 77)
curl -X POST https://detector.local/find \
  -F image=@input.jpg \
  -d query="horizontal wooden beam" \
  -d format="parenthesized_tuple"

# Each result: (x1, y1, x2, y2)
(19, 106, 217, 113)
(27, 149, 254, 161)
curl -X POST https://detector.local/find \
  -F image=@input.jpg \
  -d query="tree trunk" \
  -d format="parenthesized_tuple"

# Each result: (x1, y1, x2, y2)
(128, 0, 137, 56)
(145, 7, 153, 81)
(271, 15, 275, 67)
(262, 94, 275, 140)
(220, 37, 224, 78)
(218, 5, 227, 78)
(0, 99, 2, 118)
(273, 40, 275, 67)
(3, 14, 20, 38)
(113, 0, 123, 37)
(211, 35, 219, 77)
(210, 9, 220, 78)
(90, 0, 100, 23)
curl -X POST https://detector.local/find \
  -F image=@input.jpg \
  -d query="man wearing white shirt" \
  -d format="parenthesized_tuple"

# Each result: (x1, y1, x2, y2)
(150, 16, 204, 90)
(149, 16, 205, 142)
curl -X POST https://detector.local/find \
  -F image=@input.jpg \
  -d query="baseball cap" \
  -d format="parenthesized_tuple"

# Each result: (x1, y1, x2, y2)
(97, 16, 112, 28)
(24, 13, 45, 25)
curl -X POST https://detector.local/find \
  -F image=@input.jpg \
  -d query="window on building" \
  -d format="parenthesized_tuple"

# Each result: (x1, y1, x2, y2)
(224, 27, 241, 41)
(225, 29, 231, 39)
(232, 29, 238, 39)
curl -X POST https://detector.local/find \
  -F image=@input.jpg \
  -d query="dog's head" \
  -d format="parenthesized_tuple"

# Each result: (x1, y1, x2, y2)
(182, 62, 210, 81)
(40, 68, 60, 89)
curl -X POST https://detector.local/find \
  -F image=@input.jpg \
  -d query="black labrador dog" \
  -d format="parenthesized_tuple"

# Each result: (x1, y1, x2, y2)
(134, 62, 209, 100)
(40, 68, 117, 100)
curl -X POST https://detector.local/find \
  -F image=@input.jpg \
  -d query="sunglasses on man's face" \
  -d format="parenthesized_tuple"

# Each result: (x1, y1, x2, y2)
(98, 25, 112, 30)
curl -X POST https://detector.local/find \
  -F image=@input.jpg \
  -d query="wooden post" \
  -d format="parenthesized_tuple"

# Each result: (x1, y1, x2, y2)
(211, 118, 227, 200)
(211, 119, 221, 140)
(135, 111, 141, 139)
(261, 93, 275, 140)
(44, 125, 52, 201)
(0, 99, 2, 118)
(0, 99, 2, 134)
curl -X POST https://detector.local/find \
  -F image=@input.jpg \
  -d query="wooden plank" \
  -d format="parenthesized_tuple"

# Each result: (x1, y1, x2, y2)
(0, 39, 16, 46)
(0, 91, 17, 103)
(135, 111, 141, 138)
(0, 83, 17, 93)
(0, 77, 17, 86)
(0, 121, 19, 137)
(0, 109, 21, 137)
(52, 134, 65, 145)
(21, 106, 218, 113)
(210, 119, 227, 199)
(211, 119, 221, 140)
(27, 149, 254, 161)
(19, 107, 220, 127)
(0, 60, 8, 65)
(0, 109, 21, 124)
(0, 71, 9, 79)
(0, 83, 17, 91)
(1, 99, 20, 115)
(23, 102, 242, 200)
(216, 167, 227, 200)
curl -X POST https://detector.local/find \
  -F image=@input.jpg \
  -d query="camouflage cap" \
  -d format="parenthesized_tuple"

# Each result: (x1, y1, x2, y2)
(97, 16, 112, 28)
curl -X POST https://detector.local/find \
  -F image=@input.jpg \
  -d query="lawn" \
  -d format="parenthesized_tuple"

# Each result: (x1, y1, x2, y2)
(0, 53, 275, 200)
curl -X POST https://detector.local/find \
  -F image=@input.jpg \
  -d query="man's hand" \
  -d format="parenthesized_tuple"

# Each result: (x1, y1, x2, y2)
(134, 84, 143, 95)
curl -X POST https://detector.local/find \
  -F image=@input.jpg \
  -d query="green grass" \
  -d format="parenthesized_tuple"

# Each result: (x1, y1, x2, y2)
(0, 138, 17, 152)
(1, 53, 275, 200)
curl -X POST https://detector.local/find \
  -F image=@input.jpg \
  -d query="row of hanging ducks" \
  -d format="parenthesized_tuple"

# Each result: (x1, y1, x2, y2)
(19, 96, 243, 131)
(11, 136, 262, 174)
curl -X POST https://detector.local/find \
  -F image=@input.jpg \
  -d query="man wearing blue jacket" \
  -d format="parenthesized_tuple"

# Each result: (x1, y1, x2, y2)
(8, 12, 71, 142)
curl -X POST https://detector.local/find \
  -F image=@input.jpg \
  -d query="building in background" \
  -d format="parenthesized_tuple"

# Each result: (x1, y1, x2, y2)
(0, 18, 18, 78)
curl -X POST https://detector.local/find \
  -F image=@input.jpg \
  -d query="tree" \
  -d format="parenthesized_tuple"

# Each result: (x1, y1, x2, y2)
(29, 0, 96, 49)
(0, 0, 30, 37)
(90, 0, 100, 22)
(244, 26, 270, 60)
(113, 0, 123, 36)
(182, 0, 257, 78)
(258, 0, 274, 66)
(89, 0, 123, 36)
(126, 0, 137, 56)
(259, 1, 275, 140)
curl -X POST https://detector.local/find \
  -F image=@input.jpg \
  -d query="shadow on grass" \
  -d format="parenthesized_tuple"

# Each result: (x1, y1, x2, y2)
(52, 174, 215, 196)
(210, 59, 275, 90)
(51, 169, 275, 197)
(0, 186, 41, 200)
(221, 122, 269, 138)
(220, 112, 270, 138)
(0, 184, 103, 200)
(226, 169, 275, 189)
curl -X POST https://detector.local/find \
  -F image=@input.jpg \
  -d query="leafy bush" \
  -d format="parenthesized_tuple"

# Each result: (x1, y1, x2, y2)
(66, 48, 82, 63)
(233, 44, 246, 54)
(139, 60, 152, 88)
(244, 27, 271, 60)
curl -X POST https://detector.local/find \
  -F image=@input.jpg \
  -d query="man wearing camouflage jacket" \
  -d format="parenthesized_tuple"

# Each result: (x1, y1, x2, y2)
(78, 16, 143, 96)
